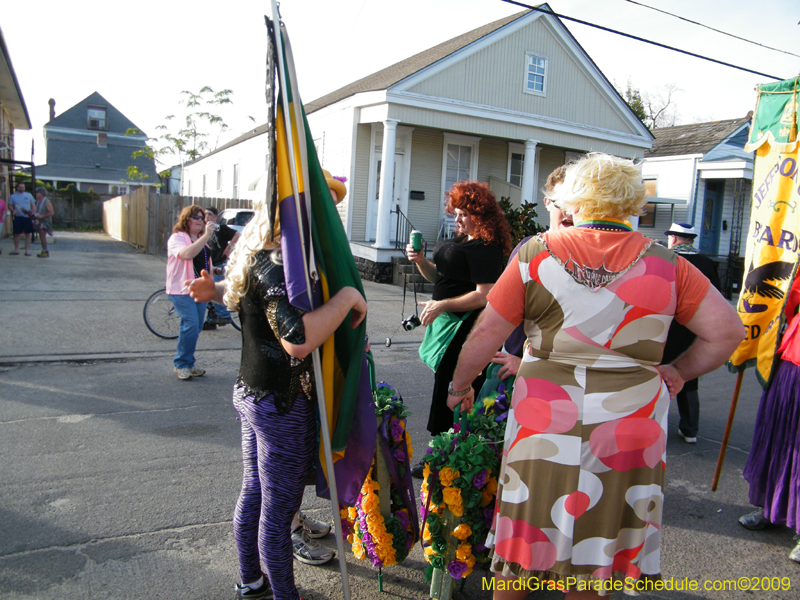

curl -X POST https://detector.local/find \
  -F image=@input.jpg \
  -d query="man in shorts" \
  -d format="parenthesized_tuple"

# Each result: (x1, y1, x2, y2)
(8, 182, 36, 256)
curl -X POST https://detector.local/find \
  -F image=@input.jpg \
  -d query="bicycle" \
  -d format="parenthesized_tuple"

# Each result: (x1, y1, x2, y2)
(143, 288, 241, 339)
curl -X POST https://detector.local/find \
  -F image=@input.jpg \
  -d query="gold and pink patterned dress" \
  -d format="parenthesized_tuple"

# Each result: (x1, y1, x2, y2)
(485, 227, 709, 586)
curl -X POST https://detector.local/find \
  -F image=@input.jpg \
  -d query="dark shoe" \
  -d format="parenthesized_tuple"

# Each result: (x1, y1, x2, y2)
(24, 253, 31, 256)
(9, 251, 19, 255)
(211, 315, 233, 326)
(235, 577, 273, 600)
(739, 508, 772, 530)
(203, 322, 217, 331)
(37, 251, 49, 258)
(411, 460, 425, 479)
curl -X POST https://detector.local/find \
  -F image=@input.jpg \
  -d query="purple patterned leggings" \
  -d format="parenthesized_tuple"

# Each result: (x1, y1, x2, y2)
(232, 384, 317, 600)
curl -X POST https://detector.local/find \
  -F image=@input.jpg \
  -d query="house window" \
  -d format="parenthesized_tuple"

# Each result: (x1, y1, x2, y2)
(202, 174, 206, 197)
(233, 164, 240, 199)
(640, 180, 657, 228)
(87, 106, 107, 131)
(508, 143, 525, 187)
(216, 169, 222, 191)
(524, 52, 548, 96)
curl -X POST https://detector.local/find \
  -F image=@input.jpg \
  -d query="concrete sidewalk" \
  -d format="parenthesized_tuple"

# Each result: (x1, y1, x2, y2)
(0, 232, 797, 600)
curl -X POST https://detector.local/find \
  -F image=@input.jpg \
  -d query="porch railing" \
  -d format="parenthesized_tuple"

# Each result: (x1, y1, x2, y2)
(392, 205, 425, 255)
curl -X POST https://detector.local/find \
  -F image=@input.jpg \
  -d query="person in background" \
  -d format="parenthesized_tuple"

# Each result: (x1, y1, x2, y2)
(186, 176, 367, 600)
(0, 194, 7, 255)
(166, 205, 215, 380)
(491, 164, 571, 381)
(445, 153, 743, 598)
(8, 182, 36, 256)
(34, 187, 55, 258)
(406, 180, 511, 478)
(202, 206, 241, 330)
(662, 222, 722, 443)
(739, 273, 800, 564)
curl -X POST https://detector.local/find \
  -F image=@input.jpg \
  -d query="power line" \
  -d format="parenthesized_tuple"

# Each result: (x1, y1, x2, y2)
(500, 0, 786, 81)
(623, 0, 800, 59)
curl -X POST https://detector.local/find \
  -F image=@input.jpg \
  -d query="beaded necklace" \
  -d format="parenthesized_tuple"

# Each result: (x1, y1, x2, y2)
(574, 217, 633, 232)
(192, 239, 209, 278)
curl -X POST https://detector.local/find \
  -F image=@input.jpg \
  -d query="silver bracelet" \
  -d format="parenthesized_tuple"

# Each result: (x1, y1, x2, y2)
(447, 381, 472, 397)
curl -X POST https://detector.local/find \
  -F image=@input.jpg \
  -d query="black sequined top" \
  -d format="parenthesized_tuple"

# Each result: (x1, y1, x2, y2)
(236, 249, 314, 414)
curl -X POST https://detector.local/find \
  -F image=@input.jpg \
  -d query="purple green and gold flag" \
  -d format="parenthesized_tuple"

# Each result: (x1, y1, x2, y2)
(273, 21, 375, 506)
(728, 77, 800, 386)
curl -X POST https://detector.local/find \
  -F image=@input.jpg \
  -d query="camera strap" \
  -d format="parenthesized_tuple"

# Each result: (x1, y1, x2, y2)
(401, 270, 420, 319)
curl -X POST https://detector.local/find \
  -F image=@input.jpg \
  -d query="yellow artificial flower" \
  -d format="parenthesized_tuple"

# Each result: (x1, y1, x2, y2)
(452, 524, 472, 540)
(450, 502, 464, 517)
(423, 523, 432, 542)
(362, 477, 380, 495)
(353, 541, 365, 560)
(456, 542, 473, 561)
(405, 432, 414, 460)
(347, 534, 354, 544)
(422, 463, 431, 481)
(482, 397, 495, 411)
(424, 546, 436, 557)
(442, 486, 463, 510)
(340, 508, 349, 519)
(421, 480, 428, 495)
(484, 477, 498, 495)
(348, 506, 358, 520)
(439, 466, 460, 487)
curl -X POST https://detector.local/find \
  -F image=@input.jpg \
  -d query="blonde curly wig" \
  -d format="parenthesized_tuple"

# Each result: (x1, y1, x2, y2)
(548, 152, 646, 220)
(223, 195, 280, 312)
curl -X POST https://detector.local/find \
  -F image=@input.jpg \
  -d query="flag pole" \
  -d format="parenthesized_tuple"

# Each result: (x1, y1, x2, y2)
(269, 3, 351, 599)
(711, 370, 744, 491)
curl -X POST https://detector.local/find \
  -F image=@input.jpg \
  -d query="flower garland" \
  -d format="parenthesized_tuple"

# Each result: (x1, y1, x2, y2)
(420, 385, 510, 588)
(340, 382, 419, 569)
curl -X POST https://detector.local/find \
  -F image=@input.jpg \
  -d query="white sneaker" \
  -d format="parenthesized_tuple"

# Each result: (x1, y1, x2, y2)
(678, 428, 697, 444)
(190, 366, 205, 378)
(174, 367, 193, 380)
(292, 527, 334, 565)
(298, 511, 331, 538)
(790, 540, 800, 563)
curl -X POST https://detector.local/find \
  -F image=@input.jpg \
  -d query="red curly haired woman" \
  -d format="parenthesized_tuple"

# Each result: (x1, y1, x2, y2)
(406, 180, 511, 477)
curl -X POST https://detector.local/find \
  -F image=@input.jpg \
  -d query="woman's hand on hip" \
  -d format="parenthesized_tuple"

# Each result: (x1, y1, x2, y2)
(419, 299, 444, 326)
(185, 269, 216, 303)
(656, 364, 685, 397)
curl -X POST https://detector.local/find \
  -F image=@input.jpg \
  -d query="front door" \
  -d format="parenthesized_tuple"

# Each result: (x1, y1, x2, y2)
(699, 180, 724, 255)
(367, 151, 405, 243)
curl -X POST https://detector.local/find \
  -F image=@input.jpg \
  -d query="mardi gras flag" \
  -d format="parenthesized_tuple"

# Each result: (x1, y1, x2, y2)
(271, 17, 375, 505)
(728, 77, 800, 387)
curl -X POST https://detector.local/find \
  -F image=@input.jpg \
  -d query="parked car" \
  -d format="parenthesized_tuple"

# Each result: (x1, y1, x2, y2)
(218, 208, 255, 233)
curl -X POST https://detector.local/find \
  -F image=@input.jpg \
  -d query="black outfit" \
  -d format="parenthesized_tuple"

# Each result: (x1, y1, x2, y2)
(661, 250, 721, 437)
(426, 235, 505, 436)
(208, 222, 237, 265)
(192, 245, 211, 278)
(236, 249, 313, 415)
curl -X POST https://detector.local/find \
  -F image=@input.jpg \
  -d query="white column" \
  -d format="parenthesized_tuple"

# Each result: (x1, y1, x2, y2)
(520, 139, 539, 205)
(374, 119, 398, 249)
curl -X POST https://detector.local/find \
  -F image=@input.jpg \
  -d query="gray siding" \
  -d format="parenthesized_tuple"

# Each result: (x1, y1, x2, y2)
(351, 124, 372, 241)
(407, 128, 445, 244)
(477, 137, 509, 183)
(406, 18, 636, 136)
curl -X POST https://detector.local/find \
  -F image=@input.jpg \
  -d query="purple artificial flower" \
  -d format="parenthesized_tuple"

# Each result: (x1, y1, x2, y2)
(419, 503, 428, 521)
(333, 175, 348, 183)
(453, 423, 461, 433)
(474, 542, 487, 554)
(390, 418, 405, 442)
(447, 560, 468, 579)
(340, 518, 351, 537)
(371, 556, 383, 567)
(483, 506, 494, 527)
(361, 532, 373, 545)
(393, 448, 406, 463)
(473, 469, 488, 489)
(395, 510, 410, 530)
(426, 447, 433, 455)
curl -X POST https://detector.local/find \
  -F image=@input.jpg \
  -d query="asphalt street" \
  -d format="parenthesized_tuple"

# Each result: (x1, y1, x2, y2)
(0, 231, 797, 600)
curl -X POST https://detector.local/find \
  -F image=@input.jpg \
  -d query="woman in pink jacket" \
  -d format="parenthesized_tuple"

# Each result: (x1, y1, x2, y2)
(166, 205, 215, 380)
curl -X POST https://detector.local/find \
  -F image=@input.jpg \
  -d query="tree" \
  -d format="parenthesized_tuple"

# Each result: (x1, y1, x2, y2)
(618, 80, 682, 130)
(126, 86, 253, 185)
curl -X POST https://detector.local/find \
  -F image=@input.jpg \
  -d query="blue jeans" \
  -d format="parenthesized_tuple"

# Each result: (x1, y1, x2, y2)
(169, 294, 206, 369)
(207, 268, 231, 322)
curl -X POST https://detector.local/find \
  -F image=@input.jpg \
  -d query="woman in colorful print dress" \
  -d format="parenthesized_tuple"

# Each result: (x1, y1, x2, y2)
(445, 153, 744, 598)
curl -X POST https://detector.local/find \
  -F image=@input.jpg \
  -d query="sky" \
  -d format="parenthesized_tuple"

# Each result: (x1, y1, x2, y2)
(4, 0, 799, 168)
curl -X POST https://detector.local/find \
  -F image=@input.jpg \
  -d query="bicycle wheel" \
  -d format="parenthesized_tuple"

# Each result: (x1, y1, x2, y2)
(230, 310, 241, 331)
(143, 289, 180, 339)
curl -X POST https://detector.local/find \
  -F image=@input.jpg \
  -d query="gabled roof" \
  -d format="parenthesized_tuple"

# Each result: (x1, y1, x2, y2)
(183, 122, 271, 166)
(46, 91, 147, 137)
(0, 26, 31, 130)
(646, 115, 751, 158)
(305, 10, 529, 114)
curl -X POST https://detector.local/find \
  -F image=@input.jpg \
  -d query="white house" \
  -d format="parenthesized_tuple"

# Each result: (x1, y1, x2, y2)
(183, 6, 654, 281)
(642, 114, 753, 256)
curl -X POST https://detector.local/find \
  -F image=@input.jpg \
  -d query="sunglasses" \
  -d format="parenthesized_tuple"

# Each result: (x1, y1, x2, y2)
(189, 214, 205, 221)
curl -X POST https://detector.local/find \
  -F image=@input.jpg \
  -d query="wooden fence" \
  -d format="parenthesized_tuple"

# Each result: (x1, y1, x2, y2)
(103, 191, 253, 256)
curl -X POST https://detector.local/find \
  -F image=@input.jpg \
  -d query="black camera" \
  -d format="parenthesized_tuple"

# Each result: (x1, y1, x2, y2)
(402, 314, 421, 331)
